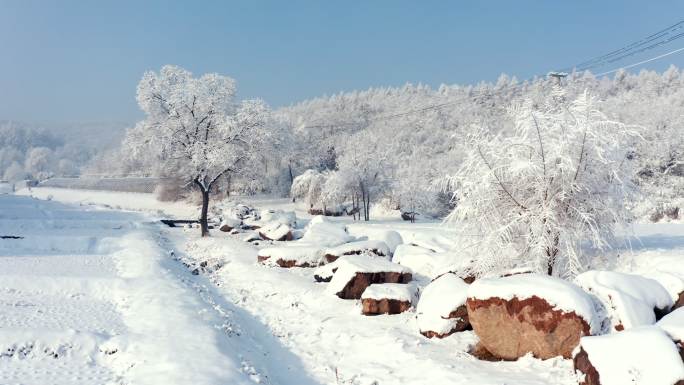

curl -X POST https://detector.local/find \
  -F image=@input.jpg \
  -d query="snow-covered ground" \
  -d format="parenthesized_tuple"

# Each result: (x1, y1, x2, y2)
(5, 187, 684, 384)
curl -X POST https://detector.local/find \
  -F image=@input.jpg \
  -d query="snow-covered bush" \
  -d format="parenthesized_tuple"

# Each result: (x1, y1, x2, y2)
(445, 91, 638, 277)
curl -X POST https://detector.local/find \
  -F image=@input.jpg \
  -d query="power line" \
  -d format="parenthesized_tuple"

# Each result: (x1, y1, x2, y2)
(594, 46, 684, 76)
(561, 20, 684, 73)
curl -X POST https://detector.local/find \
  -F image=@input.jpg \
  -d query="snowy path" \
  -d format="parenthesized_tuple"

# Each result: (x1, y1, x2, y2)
(0, 195, 316, 385)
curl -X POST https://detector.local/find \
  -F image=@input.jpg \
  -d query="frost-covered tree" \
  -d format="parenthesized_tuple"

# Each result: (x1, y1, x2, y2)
(337, 131, 392, 221)
(24, 147, 54, 181)
(445, 91, 638, 278)
(129, 65, 270, 236)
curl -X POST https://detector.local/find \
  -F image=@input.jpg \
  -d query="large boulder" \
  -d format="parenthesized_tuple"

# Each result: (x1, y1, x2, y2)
(575, 271, 674, 331)
(326, 255, 412, 299)
(467, 274, 599, 360)
(361, 283, 418, 315)
(573, 326, 684, 385)
(257, 246, 322, 268)
(323, 240, 391, 263)
(416, 273, 470, 338)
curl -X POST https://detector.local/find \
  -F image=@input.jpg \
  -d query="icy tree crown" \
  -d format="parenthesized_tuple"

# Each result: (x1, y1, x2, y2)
(446, 91, 638, 277)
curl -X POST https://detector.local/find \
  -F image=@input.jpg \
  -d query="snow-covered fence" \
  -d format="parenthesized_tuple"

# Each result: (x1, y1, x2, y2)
(38, 177, 163, 193)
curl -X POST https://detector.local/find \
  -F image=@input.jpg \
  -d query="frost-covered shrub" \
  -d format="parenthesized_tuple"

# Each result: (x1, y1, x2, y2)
(445, 91, 638, 278)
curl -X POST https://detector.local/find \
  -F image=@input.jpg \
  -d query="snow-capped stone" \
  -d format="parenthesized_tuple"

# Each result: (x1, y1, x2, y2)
(326, 255, 412, 299)
(258, 222, 293, 241)
(300, 216, 353, 247)
(657, 307, 684, 344)
(643, 271, 684, 310)
(392, 244, 463, 280)
(323, 240, 390, 263)
(575, 270, 674, 331)
(257, 246, 323, 268)
(416, 273, 470, 338)
(219, 217, 242, 232)
(573, 326, 684, 385)
(467, 274, 599, 360)
(361, 283, 418, 315)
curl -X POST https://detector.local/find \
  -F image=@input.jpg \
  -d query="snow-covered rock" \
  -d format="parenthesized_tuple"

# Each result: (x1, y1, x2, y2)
(300, 216, 353, 247)
(575, 270, 674, 331)
(326, 255, 412, 299)
(219, 217, 242, 232)
(573, 326, 684, 385)
(467, 274, 599, 360)
(257, 246, 323, 268)
(643, 271, 684, 310)
(657, 307, 684, 345)
(416, 273, 470, 338)
(361, 283, 418, 315)
(323, 240, 390, 263)
(258, 222, 293, 241)
(393, 244, 471, 280)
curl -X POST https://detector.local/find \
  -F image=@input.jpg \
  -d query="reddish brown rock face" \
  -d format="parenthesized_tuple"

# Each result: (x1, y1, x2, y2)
(466, 296, 591, 360)
(336, 272, 412, 300)
(573, 347, 600, 385)
(674, 292, 684, 311)
(219, 223, 233, 232)
(362, 298, 411, 315)
(420, 305, 471, 339)
(469, 342, 502, 362)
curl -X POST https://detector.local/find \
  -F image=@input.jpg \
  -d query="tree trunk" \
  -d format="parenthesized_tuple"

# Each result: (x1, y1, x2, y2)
(545, 233, 560, 276)
(199, 188, 210, 237)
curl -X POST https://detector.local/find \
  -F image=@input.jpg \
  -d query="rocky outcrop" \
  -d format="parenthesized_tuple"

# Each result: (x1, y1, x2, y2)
(467, 295, 591, 360)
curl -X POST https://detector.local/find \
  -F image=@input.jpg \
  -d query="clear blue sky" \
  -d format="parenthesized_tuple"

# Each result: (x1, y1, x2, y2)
(2, 0, 684, 124)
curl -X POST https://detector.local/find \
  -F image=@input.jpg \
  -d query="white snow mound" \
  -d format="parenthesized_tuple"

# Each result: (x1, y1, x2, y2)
(575, 270, 674, 331)
(657, 307, 684, 342)
(300, 216, 353, 247)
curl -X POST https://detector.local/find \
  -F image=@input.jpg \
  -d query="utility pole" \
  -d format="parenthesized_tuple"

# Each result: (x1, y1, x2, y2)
(547, 71, 568, 86)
